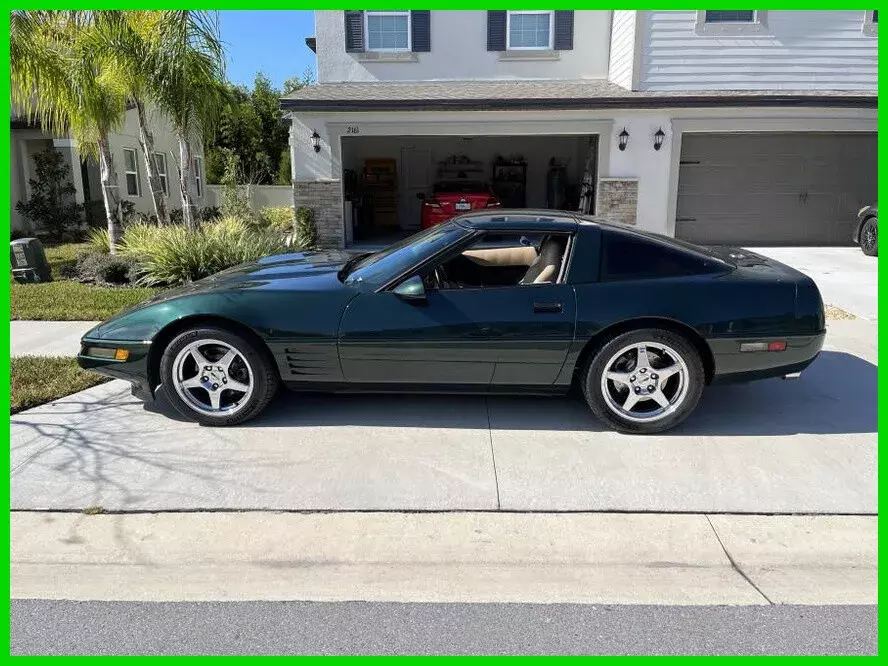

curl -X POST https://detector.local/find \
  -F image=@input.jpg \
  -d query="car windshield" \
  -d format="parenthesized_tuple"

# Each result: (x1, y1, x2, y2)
(342, 222, 470, 286)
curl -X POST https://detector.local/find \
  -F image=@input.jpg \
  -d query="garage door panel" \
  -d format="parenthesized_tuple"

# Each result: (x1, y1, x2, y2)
(676, 132, 876, 245)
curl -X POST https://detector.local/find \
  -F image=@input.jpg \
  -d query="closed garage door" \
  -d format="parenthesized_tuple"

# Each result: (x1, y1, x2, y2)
(676, 132, 877, 245)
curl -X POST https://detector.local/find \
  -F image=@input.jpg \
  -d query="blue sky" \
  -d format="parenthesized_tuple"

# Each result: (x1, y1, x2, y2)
(219, 10, 317, 91)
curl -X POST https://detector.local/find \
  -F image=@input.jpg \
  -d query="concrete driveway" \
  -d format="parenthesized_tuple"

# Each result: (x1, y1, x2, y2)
(10, 320, 876, 515)
(753, 247, 878, 320)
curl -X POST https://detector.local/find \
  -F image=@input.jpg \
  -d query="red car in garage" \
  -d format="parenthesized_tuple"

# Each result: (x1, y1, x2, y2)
(420, 181, 500, 229)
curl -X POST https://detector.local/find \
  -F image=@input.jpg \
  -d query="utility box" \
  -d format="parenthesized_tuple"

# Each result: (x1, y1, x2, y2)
(10, 238, 52, 283)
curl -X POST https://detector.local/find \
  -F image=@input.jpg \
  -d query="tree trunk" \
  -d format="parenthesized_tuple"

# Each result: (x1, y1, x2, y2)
(97, 134, 123, 254)
(134, 98, 170, 225)
(177, 135, 197, 229)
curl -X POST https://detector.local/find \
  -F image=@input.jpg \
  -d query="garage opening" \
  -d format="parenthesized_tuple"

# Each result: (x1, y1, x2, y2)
(676, 132, 877, 246)
(340, 134, 597, 245)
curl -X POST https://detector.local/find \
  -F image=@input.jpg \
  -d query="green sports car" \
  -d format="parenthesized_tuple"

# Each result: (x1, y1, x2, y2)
(79, 211, 825, 434)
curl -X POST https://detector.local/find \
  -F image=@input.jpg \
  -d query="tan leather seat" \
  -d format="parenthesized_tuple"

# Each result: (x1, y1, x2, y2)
(462, 246, 538, 268)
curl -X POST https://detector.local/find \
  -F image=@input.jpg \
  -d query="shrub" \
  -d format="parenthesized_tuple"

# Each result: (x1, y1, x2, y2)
(87, 227, 111, 254)
(259, 206, 294, 233)
(220, 149, 253, 220)
(293, 206, 318, 249)
(129, 217, 287, 286)
(15, 148, 84, 237)
(75, 251, 140, 286)
(200, 206, 221, 222)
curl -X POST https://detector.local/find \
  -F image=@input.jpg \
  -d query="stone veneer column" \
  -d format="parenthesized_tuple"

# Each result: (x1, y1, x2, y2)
(596, 177, 639, 225)
(293, 180, 344, 248)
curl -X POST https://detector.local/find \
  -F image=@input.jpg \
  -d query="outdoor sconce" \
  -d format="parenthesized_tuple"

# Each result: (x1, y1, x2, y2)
(618, 127, 629, 151)
(653, 127, 666, 151)
(311, 130, 321, 153)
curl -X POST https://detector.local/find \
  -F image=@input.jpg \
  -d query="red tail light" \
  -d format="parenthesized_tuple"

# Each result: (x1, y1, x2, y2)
(486, 198, 501, 208)
(423, 199, 442, 209)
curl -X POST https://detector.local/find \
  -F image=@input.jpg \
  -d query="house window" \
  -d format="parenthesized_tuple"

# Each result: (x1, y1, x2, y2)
(695, 10, 767, 35)
(123, 148, 140, 197)
(365, 10, 410, 51)
(704, 10, 755, 23)
(154, 152, 168, 196)
(193, 155, 203, 198)
(507, 10, 554, 50)
(863, 10, 878, 35)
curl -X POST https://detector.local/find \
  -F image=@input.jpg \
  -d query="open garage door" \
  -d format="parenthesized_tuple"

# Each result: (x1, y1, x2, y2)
(341, 134, 596, 245)
(676, 132, 877, 246)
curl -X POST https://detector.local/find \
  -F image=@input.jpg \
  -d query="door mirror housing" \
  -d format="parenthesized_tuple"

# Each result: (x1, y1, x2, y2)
(393, 275, 426, 301)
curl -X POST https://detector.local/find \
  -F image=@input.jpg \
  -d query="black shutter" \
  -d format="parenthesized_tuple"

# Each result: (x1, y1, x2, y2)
(411, 10, 431, 52)
(487, 10, 507, 51)
(344, 10, 364, 53)
(553, 10, 574, 50)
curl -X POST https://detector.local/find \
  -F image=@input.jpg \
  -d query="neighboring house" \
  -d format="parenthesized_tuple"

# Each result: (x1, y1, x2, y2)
(11, 104, 205, 233)
(282, 10, 877, 248)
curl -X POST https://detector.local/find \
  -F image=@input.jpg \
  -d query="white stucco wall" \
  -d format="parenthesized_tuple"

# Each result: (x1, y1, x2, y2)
(316, 10, 612, 83)
(640, 10, 878, 91)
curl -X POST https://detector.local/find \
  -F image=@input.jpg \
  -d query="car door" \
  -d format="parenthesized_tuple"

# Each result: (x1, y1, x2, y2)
(338, 247, 577, 388)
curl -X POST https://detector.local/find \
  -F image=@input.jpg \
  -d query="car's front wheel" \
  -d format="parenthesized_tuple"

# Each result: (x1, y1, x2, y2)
(160, 326, 279, 426)
(583, 328, 704, 434)
(860, 216, 878, 257)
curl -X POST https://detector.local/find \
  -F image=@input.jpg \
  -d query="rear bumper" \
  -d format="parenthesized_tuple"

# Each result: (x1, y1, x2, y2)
(708, 332, 825, 383)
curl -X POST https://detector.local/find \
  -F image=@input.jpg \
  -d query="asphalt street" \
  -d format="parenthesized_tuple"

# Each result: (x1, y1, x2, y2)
(10, 600, 877, 655)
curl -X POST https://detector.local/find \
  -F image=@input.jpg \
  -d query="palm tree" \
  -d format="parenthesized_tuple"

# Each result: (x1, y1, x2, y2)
(152, 11, 227, 229)
(11, 11, 129, 251)
(93, 11, 171, 225)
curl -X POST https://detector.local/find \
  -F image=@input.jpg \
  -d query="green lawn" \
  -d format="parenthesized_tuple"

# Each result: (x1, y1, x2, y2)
(11, 356, 110, 414)
(10, 241, 158, 320)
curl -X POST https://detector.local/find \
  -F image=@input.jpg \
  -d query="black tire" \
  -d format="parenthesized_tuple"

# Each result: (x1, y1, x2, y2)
(160, 326, 279, 426)
(582, 328, 704, 434)
(860, 216, 878, 257)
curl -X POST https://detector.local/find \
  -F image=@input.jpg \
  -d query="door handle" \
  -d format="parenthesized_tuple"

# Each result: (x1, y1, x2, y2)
(533, 301, 563, 314)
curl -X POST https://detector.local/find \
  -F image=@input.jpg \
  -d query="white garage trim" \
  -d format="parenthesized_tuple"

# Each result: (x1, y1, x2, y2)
(666, 115, 878, 237)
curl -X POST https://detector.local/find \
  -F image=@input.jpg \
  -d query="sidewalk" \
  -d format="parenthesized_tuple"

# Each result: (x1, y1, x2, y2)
(10, 511, 876, 606)
(10, 321, 99, 357)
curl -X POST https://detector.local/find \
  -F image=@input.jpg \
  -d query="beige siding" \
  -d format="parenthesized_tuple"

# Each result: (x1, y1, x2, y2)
(641, 10, 878, 91)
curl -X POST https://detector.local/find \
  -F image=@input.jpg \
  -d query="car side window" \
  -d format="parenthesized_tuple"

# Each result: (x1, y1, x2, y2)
(600, 230, 715, 282)
(424, 231, 570, 291)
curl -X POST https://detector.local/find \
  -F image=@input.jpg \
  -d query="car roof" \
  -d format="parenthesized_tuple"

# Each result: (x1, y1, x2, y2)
(454, 209, 584, 232)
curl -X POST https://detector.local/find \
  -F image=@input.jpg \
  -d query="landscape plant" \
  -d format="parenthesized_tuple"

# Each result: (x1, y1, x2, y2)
(14, 148, 84, 237)
(294, 206, 318, 249)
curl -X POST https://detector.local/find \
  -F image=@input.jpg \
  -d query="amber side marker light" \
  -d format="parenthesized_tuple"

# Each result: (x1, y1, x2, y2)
(114, 348, 130, 361)
(739, 341, 787, 352)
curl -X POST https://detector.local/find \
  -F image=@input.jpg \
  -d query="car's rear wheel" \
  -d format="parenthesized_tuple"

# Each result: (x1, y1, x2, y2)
(582, 328, 704, 434)
(160, 326, 278, 426)
(860, 216, 878, 256)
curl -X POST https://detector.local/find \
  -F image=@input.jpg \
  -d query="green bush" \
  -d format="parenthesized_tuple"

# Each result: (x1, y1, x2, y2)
(87, 227, 111, 254)
(75, 251, 141, 286)
(258, 206, 294, 233)
(125, 217, 287, 286)
(294, 206, 318, 249)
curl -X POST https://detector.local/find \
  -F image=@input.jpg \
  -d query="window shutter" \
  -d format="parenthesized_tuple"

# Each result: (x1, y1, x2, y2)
(411, 10, 431, 52)
(344, 10, 364, 53)
(487, 10, 507, 51)
(553, 10, 574, 50)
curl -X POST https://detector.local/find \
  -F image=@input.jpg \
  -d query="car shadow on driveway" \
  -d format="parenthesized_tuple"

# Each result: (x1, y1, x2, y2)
(145, 350, 875, 437)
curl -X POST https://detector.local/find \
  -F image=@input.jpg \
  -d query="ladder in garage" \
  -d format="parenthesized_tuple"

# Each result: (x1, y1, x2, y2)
(577, 136, 595, 215)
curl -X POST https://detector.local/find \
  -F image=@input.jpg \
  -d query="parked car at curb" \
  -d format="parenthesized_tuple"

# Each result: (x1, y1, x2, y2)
(419, 180, 500, 229)
(78, 211, 825, 434)
(853, 204, 878, 256)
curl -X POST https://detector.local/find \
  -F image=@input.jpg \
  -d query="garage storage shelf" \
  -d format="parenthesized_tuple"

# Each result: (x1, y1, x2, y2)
(363, 158, 398, 229)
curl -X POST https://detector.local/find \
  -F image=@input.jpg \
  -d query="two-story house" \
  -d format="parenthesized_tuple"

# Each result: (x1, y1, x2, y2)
(282, 10, 877, 248)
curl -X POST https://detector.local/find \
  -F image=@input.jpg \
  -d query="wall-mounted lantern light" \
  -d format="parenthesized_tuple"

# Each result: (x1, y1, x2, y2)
(311, 130, 321, 153)
(618, 127, 630, 152)
(653, 127, 666, 151)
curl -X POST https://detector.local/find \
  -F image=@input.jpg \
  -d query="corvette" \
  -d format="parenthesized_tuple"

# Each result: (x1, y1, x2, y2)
(79, 211, 825, 433)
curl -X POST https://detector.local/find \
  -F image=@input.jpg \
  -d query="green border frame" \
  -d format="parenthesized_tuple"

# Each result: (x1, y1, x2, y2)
(3, 4, 882, 657)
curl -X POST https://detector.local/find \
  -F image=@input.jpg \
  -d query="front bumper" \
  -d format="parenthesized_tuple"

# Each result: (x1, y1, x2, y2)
(708, 332, 826, 383)
(77, 338, 155, 402)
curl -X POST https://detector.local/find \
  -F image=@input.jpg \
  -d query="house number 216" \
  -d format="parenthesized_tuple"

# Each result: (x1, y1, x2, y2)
(346, 126, 360, 134)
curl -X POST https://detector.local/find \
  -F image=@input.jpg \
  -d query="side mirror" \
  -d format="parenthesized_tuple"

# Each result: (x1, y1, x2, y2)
(415, 192, 426, 200)
(393, 275, 426, 302)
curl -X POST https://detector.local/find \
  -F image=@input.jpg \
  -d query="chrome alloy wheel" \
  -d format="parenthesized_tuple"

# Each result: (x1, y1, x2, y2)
(600, 341, 690, 423)
(172, 338, 254, 416)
